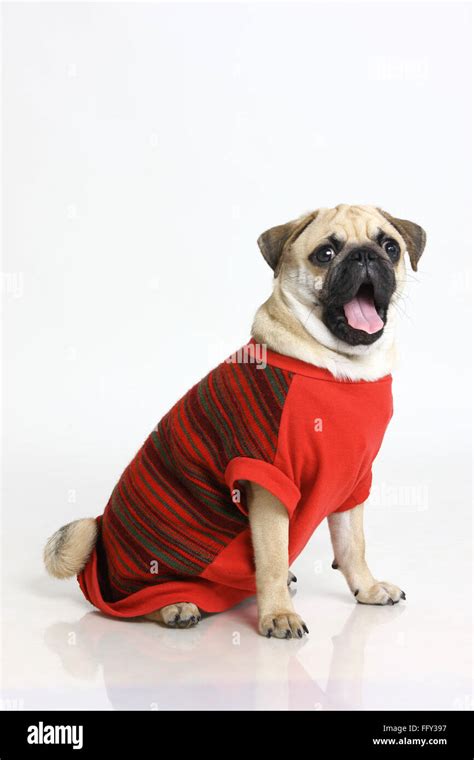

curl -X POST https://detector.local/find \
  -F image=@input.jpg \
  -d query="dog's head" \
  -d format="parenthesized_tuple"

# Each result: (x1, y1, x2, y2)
(258, 204, 426, 348)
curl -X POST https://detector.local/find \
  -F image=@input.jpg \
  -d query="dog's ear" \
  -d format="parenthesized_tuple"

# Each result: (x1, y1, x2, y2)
(378, 209, 427, 272)
(257, 211, 318, 275)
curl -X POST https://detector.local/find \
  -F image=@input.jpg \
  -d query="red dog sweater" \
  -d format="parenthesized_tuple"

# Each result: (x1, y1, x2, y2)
(78, 341, 393, 616)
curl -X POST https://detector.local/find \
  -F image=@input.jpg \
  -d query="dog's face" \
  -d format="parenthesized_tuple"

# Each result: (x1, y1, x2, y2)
(258, 204, 426, 348)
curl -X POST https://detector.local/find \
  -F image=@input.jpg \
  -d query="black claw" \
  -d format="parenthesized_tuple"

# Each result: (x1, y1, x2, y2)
(190, 616, 196, 623)
(196, 616, 202, 622)
(354, 589, 359, 597)
(266, 628, 272, 638)
(292, 574, 298, 583)
(331, 559, 339, 570)
(302, 623, 309, 634)
(297, 629, 303, 638)
(387, 598, 394, 606)
(173, 613, 180, 623)
(285, 629, 292, 639)
(401, 591, 406, 600)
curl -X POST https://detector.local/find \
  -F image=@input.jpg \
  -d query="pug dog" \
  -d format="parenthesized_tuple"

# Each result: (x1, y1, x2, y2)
(44, 204, 426, 638)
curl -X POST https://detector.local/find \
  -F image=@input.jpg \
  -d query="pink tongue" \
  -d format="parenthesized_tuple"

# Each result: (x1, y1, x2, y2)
(343, 293, 384, 334)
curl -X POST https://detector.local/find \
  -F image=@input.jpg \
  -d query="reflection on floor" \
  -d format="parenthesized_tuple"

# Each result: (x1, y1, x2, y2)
(2, 504, 471, 711)
(43, 600, 409, 711)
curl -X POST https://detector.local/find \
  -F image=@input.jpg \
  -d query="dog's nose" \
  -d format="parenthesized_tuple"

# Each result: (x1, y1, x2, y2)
(349, 247, 378, 265)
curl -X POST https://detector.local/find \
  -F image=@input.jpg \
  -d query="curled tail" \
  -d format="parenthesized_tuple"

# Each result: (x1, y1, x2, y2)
(44, 518, 98, 579)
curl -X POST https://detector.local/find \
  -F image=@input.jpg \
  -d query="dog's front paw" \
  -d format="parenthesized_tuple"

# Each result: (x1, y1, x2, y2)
(355, 582, 406, 606)
(259, 612, 309, 639)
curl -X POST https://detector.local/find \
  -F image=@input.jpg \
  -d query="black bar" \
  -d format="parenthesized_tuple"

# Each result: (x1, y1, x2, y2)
(0, 710, 472, 756)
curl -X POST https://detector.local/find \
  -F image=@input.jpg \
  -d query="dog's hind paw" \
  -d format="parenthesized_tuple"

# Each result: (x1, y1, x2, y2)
(287, 570, 297, 586)
(148, 602, 201, 628)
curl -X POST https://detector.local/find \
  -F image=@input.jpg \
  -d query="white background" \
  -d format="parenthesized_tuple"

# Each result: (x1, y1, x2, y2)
(2, 1, 472, 710)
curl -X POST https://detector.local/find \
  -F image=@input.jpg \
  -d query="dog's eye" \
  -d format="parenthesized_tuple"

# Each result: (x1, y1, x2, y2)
(309, 245, 335, 265)
(383, 239, 400, 260)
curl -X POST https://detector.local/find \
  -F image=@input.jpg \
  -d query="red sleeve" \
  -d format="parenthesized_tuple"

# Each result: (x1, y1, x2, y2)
(224, 457, 301, 518)
(335, 469, 373, 513)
